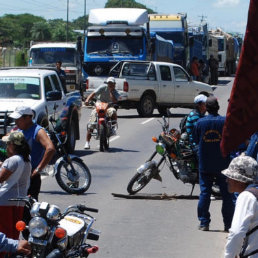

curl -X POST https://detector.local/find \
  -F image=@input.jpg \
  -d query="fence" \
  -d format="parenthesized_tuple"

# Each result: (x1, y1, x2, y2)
(0, 48, 28, 67)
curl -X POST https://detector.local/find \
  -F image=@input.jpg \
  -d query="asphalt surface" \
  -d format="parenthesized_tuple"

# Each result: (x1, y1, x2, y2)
(40, 77, 235, 258)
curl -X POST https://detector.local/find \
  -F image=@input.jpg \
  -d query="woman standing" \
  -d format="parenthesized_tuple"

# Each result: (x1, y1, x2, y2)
(0, 131, 31, 241)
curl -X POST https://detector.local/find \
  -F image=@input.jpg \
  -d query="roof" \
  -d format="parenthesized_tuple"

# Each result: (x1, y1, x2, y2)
(30, 42, 76, 49)
(89, 8, 149, 26)
(0, 68, 57, 77)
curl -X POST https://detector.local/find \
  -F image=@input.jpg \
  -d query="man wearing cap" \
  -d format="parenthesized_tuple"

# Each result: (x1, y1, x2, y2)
(9, 106, 55, 200)
(193, 96, 235, 231)
(185, 94, 207, 145)
(84, 77, 120, 149)
(222, 154, 258, 258)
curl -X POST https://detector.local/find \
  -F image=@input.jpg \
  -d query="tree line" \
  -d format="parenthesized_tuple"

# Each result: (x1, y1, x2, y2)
(0, 0, 154, 48)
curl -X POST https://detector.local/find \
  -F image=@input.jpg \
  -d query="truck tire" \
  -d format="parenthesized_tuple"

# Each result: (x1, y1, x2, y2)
(157, 106, 168, 116)
(137, 94, 155, 117)
(65, 119, 76, 153)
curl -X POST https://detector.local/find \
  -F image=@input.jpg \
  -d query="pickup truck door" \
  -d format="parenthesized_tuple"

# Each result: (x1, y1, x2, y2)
(157, 65, 175, 103)
(172, 66, 194, 103)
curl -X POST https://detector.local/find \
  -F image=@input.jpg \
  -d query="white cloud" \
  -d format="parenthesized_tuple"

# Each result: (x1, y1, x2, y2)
(214, 0, 240, 7)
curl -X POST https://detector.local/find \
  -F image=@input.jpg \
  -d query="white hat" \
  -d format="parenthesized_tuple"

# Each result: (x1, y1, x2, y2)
(106, 77, 116, 84)
(9, 106, 34, 119)
(194, 94, 207, 104)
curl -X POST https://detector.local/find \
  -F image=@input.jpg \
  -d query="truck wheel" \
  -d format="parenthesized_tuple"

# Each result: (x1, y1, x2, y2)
(65, 119, 76, 153)
(137, 94, 155, 117)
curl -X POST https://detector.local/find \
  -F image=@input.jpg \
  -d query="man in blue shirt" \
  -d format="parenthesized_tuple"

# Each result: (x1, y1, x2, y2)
(0, 232, 31, 255)
(193, 96, 235, 231)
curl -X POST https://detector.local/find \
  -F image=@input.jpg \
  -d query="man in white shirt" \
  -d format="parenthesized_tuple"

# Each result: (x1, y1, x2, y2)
(222, 154, 258, 258)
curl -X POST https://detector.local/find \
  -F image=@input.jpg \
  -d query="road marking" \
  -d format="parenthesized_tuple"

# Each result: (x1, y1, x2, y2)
(141, 118, 154, 124)
(109, 135, 120, 142)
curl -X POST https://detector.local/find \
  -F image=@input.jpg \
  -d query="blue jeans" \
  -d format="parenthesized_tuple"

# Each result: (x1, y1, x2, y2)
(198, 172, 235, 228)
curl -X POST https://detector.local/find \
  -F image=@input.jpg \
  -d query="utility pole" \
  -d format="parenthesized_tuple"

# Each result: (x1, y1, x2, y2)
(66, 0, 69, 42)
(84, 0, 86, 37)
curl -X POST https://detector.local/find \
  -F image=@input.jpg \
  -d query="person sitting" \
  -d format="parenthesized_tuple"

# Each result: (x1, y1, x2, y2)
(84, 77, 120, 149)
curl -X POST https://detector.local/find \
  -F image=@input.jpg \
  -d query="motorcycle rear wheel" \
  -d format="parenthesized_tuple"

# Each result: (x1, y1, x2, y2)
(55, 157, 91, 194)
(127, 170, 153, 195)
(99, 124, 109, 152)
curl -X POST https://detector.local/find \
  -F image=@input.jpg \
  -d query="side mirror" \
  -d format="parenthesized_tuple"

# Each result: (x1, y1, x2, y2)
(46, 91, 62, 101)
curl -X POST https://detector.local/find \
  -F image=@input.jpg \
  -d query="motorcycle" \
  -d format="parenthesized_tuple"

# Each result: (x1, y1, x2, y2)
(47, 115, 91, 194)
(10, 197, 100, 258)
(127, 115, 220, 196)
(87, 101, 118, 152)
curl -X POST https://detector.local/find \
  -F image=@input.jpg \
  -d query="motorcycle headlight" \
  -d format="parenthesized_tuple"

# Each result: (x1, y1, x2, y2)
(156, 143, 166, 155)
(29, 217, 48, 238)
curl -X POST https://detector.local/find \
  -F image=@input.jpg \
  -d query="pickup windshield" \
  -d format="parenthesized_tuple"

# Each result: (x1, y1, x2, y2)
(30, 48, 77, 65)
(86, 37, 144, 56)
(0, 77, 40, 99)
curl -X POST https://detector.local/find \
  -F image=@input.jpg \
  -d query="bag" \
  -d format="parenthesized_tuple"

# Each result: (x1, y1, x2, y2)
(179, 115, 188, 134)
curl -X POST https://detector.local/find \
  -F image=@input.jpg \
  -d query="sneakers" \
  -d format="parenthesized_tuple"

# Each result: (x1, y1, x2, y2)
(84, 142, 90, 149)
(198, 225, 209, 231)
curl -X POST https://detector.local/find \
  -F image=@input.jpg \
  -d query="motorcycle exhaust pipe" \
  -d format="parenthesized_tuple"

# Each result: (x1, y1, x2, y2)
(86, 246, 99, 254)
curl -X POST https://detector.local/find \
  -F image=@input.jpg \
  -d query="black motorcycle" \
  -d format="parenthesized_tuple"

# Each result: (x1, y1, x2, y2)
(127, 115, 220, 196)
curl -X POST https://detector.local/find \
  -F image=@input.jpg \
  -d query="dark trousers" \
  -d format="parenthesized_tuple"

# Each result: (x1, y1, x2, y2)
(198, 172, 235, 228)
(27, 173, 41, 201)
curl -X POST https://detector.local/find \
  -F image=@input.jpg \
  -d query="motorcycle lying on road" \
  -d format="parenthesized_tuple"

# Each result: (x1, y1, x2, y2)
(87, 101, 118, 152)
(47, 115, 91, 194)
(10, 197, 100, 258)
(127, 115, 220, 196)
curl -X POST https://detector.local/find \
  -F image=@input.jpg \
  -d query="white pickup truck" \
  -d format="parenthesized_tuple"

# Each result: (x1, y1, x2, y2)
(85, 61, 214, 116)
(0, 67, 82, 152)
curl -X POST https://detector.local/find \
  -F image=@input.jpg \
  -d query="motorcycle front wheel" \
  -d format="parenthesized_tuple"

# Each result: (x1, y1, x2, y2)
(99, 124, 109, 152)
(55, 157, 91, 194)
(127, 169, 154, 195)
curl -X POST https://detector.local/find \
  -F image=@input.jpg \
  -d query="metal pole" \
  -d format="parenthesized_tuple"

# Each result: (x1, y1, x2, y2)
(66, 0, 69, 42)
(83, 0, 86, 37)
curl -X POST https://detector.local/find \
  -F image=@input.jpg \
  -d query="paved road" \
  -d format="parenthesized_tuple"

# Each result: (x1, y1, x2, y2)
(40, 77, 234, 258)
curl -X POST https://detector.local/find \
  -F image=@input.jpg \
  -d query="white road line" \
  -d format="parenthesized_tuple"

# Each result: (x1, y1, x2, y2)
(141, 118, 154, 124)
(109, 135, 120, 142)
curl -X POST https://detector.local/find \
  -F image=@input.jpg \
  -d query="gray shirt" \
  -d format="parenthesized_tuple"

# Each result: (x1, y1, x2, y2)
(0, 155, 31, 206)
(94, 84, 120, 103)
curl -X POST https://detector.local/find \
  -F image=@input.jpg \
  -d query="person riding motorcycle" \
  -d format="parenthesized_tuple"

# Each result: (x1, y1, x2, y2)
(84, 77, 120, 149)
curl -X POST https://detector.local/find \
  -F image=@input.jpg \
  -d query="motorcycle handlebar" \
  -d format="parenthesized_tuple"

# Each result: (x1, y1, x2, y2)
(8, 196, 36, 207)
(77, 204, 98, 213)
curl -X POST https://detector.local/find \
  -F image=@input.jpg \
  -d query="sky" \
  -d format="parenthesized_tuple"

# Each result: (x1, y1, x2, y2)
(0, 0, 250, 35)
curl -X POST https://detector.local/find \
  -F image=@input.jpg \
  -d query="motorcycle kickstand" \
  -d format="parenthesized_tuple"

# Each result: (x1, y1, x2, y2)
(190, 184, 195, 196)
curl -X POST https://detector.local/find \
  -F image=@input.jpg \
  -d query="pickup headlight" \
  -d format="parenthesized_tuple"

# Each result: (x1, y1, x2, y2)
(29, 217, 48, 238)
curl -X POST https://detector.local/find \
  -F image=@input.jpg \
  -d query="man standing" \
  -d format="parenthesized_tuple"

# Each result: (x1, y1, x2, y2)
(208, 55, 219, 85)
(193, 96, 235, 231)
(9, 106, 55, 200)
(84, 77, 120, 149)
(222, 154, 258, 258)
(190, 56, 200, 81)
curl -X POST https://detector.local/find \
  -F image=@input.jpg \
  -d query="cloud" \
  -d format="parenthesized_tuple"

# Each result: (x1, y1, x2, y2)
(214, 0, 240, 7)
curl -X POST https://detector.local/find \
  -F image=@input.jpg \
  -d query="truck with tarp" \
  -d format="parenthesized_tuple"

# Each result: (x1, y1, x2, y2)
(149, 13, 189, 68)
(83, 8, 150, 78)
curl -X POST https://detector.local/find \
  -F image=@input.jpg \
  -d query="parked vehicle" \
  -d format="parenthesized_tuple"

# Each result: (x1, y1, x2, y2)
(10, 197, 100, 258)
(28, 39, 84, 94)
(48, 113, 91, 195)
(0, 67, 82, 153)
(127, 114, 219, 196)
(86, 101, 118, 152)
(86, 60, 214, 117)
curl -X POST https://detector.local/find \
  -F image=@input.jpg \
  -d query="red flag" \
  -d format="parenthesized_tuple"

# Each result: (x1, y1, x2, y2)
(221, 0, 258, 157)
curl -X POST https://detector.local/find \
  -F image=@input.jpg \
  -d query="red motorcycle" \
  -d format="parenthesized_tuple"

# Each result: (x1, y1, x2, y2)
(87, 101, 118, 152)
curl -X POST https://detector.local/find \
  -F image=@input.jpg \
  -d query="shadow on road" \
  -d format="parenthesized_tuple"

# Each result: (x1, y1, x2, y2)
(40, 190, 97, 196)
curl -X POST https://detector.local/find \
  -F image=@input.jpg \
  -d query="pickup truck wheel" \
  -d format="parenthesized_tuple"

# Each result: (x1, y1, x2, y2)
(65, 119, 76, 153)
(137, 94, 155, 117)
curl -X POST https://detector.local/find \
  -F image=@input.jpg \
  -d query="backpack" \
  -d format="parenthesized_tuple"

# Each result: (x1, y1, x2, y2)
(179, 115, 188, 133)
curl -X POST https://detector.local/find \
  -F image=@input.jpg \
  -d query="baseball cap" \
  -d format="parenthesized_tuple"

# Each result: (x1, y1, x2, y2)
(106, 77, 116, 84)
(9, 106, 34, 119)
(2, 131, 26, 146)
(222, 153, 258, 183)
(206, 96, 219, 110)
(194, 94, 207, 104)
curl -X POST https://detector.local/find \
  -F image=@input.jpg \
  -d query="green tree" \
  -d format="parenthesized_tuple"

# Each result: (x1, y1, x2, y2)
(105, 0, 155, 13)
(72, 15, 89, 30)
(31, 21, 51, 41)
